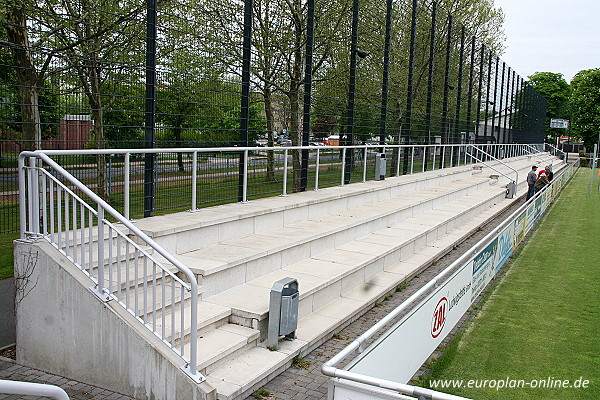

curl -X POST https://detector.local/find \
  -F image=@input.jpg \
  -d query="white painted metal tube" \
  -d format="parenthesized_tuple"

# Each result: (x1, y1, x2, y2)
(191, 151, 197, 211)
(0, 380, 70, 400)
(18, 155, 27, 238)
(468, 145, 519, 188)
(19, 151, 202, 380)
(124, 153, 130, 219)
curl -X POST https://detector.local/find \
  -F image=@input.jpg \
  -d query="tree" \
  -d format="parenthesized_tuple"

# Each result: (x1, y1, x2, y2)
(528, 72, 570, 141)
(570, 68, 600, 149)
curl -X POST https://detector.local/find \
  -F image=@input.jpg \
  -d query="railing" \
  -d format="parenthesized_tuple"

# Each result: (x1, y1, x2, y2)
(321, 159, 579, 400)
(545, 143, 566, 160)
(0, 380, 70, 400)
(17, 143, 549, 386)
(466, 145, 518, 194)
(18, 152, 203, 383)
(20, 143, 541, 218)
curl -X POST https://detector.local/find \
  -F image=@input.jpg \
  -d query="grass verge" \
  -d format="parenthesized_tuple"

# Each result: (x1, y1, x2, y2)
(0, 232, 18, 279)
(423, 168, 600, 400)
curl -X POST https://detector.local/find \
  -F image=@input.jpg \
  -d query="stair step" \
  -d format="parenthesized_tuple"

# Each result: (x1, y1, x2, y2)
(193, 324, 260, 375)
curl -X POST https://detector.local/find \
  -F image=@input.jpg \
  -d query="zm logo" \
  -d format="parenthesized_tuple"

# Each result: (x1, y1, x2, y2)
(431, 297, 448, 338)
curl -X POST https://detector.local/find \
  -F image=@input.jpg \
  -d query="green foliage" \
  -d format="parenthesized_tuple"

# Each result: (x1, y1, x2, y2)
(570, 68, 600, 148)
(528, 72, 571, 140)
(251, 388, 271, 399)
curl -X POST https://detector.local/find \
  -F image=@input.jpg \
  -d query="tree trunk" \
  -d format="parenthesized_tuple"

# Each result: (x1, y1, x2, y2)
(7, 4, 42, 150)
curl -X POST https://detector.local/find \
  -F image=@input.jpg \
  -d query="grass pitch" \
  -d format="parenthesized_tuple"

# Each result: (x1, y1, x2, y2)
(425, 168, 600, 399)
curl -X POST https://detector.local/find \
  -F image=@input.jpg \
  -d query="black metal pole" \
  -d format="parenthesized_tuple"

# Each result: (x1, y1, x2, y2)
(301, 0, 315, 190)
(453, 25, 465, 164)
(440, 14, 452, 149)
(483, 51, 492, 141)
(344, 0, 360, 184)
(504, 68, 513, 143)
(239, 0, 252, 201)
(475, 44, 485, 144)
(143, 0, 157, 217)
(401, 0, 418, 175)
(497, 60, 505, 144)
(466, 36, 475, 144)
(424, 1, 437, 168)
(489, 56, 498, 143)
(378, 0, 393, 149)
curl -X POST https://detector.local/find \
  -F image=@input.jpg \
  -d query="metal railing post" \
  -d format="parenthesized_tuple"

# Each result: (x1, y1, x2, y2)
(362, 147, 368, 181)
(315, 149, 320, 190)
(242, 150, 248, 202)
(341, 148, 347, 186)
(282, 149, 289, 196)
(19, 156, 27, 238)
(191, 152, 198, 211)
(29, 158, 40, 235)
(96, 205, 105, 297)
(124, 153, 130, 220)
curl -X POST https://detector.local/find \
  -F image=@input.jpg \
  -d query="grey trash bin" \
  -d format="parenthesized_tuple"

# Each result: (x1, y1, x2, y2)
(267, 278, 299, 349)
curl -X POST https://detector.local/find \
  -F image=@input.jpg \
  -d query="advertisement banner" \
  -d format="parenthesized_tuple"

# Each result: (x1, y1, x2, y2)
(495, 222, 514, 271)
(347, 263, 474, 384)
(471, 238, 497, 301)
(514, 211, 527, 248)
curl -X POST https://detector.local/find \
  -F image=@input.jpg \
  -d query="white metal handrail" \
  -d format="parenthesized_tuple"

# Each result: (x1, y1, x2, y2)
(26, 143, 544, 217)
(18, 152, 203, 383)
(466, 145, 518, 188)
(321, 159, 579, 400)
(0, 380, 70, 400)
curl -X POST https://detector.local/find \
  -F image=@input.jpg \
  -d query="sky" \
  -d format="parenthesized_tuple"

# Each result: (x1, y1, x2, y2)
(493, 0, 600, 83)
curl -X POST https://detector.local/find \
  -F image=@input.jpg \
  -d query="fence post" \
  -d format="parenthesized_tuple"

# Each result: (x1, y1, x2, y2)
(239, 0, 253, 201)
(424, 1, 437, 168)
(440, 13, 452, 146)
(453, 26, 465, 165)
(343, 0, 361, 184)
(144, 0, 157, 217)
(466, 36, 475, 145)
(379, 0, 393, 147)
(402, 0, 418, 175)
(301, 0, 315, 191)
(475, 44, 485, 144)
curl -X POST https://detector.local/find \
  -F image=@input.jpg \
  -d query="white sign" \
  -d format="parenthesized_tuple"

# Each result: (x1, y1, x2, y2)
(550, 119, 569, 129)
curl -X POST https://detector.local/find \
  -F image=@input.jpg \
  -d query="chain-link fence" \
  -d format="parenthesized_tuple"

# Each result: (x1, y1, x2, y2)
(1, 0, 548, 233)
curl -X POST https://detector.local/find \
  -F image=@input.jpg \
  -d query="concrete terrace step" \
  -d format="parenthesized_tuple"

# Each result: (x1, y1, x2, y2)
(203, 196, 514, 400)
(177, 177, 495, 297)
(130, 164, 482, 255)
(200, 184, 508, 335)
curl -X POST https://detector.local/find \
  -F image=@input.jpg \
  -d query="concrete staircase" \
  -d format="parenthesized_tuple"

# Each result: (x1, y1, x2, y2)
(121, 153, 562, 399)
(19, 153, 563, 399)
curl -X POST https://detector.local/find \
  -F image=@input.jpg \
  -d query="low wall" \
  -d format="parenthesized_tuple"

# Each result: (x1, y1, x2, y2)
(14, 239, 215, 400)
